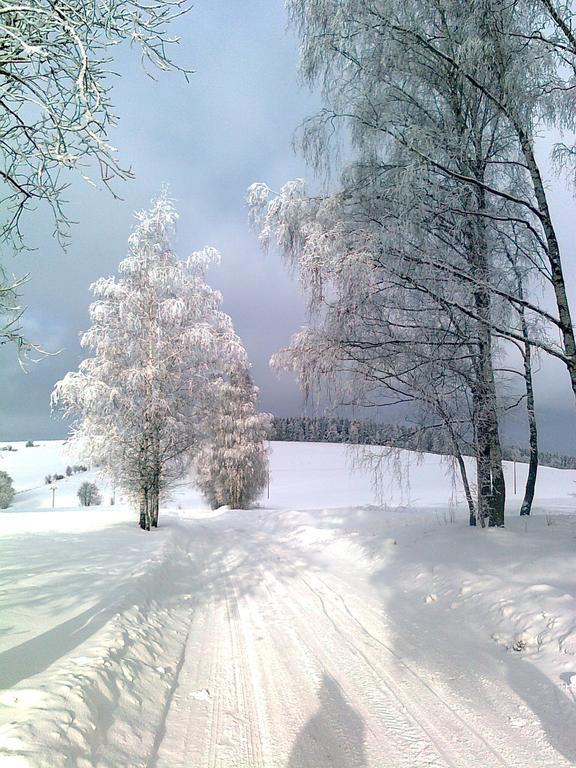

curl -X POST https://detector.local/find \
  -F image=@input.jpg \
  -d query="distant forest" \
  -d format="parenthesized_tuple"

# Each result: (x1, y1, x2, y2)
(270, 417, 576, 471)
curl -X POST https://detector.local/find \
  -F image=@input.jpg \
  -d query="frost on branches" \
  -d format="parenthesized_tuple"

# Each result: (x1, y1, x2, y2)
(194, 367, 271, 509)
(248, 0, 576, 528)
(52, 191, 246, 530)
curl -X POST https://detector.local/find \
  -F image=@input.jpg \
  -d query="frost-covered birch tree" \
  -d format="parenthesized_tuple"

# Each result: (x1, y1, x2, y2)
(248, 0, 576, 527)
(293, 0, 576, 401)
(52, 191, 246, 530)
(194, 367, 271, 509)
(249, 0, 576, 526)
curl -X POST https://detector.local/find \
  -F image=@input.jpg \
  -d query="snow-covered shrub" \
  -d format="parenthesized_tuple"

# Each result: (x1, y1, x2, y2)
(78, 482, 102, 507)
(0, 471, 15, 509)
(194, 368, 271, 509)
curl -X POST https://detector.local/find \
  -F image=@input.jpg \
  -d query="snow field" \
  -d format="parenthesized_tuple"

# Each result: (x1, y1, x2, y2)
(0, 440, 575, 766)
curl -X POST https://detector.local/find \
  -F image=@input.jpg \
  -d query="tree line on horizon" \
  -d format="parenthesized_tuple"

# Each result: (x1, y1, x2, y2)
(270, 416, 576, 471)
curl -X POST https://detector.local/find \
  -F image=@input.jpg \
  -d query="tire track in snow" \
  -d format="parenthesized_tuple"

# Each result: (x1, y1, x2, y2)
(153, 549, 267, 768)
(221, 567, 265, 768)
(150, 519, 572, 768)
(255, 539, 501, 767)
(265, 567, 453, 768)
(308, 568, 566, 768)
(298, 573, 479, 767)
(307, 572, 511, 767)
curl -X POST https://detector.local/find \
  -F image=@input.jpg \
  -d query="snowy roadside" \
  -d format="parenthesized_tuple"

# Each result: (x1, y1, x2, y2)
(252, 498, 576, 702)
(0, 442, 206, 767)
(241, 502, 576, 763)
(0, 510, 212, 768)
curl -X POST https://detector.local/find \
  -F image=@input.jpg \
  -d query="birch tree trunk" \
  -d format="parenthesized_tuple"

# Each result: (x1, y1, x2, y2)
(454, 446, 476, 526)
(139, 488, 151, 531)
(519, 313, 538, 516)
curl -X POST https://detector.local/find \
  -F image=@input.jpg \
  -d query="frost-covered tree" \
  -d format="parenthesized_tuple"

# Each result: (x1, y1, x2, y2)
(0, 470, 15, 509)
(53, 191, 246, 530)
(77, 482, 102, 507)
(0, 0, 192, 353)
(284, 0, 576, 399)
(194, 367, 271, 509)
(0, 0, 189, 253)
(250, 0, 564, 526)
(249, 0, 576, 527)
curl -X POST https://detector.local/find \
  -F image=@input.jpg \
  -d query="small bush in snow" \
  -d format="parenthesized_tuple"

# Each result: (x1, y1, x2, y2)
(66, 466, 73, 477)
(53, 473, 64, 482)
(25, 440, 35, 447)
(194, 369, 271, 509)
(78, 482, 102, 507)
(0, 471, 15, 509)
(45, 475, 52, 485)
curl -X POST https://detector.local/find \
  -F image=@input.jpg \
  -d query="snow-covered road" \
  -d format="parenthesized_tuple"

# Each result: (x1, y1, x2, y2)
(1, 441, 575, 767)
(149, 509, 576, 768)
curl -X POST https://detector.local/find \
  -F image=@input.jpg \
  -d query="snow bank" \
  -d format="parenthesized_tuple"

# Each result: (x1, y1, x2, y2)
(0, 442, 199, 766)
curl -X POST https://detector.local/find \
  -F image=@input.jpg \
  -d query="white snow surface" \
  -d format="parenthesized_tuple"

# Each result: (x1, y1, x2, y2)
(0, 439, 575, 767)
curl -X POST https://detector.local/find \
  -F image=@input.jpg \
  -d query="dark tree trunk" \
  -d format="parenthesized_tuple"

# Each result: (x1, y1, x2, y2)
(520, 318, 538, 516)
(456, 448, 476, 526)
(470, 162, 506, 528)
(517, 130, 576, 402)
(475, 407, 491, 528)
(151, 482, 159, 527)
(139, 488, 151, 531)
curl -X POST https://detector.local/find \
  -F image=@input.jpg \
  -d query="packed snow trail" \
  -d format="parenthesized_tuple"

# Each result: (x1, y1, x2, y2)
(150, 509, 576, 768)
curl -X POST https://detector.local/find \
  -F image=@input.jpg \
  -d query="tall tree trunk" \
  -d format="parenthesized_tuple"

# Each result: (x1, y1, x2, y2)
(151, 472, 160, 528)
(471, 159, 506, 527)
(516, 130, 576, 400)
(474, 395, 492, 529)
(455, 446, 476, 526)
(139, 488, 151, 531)
(520, 315, 538, 516)
(488, 407, 506, 527)
(477, 324, 506, 527)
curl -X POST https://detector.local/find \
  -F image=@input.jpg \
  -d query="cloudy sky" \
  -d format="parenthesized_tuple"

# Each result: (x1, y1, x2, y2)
(0, 1, 315, 441)
(1, 1, 576, 454)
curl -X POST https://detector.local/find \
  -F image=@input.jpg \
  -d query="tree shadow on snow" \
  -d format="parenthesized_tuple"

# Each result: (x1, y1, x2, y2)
(0, 510, 327, 691)
(0, 524, 184, 689)
(366, 515, 576, 766)
(504, 654, 576, 764)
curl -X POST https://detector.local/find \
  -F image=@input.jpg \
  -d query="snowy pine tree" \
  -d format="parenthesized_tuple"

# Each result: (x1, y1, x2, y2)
(52, 191, 246, 529)
(194, 367, 271, 509)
